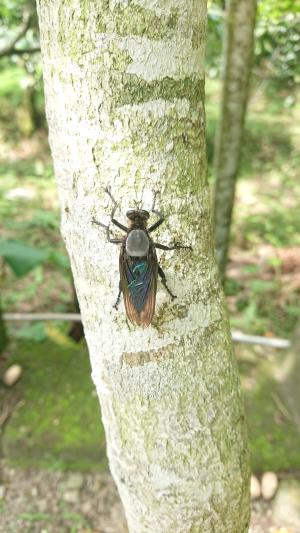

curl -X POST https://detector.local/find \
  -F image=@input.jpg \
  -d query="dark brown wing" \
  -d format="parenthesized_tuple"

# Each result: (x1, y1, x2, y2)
(120, 246, 157, 327)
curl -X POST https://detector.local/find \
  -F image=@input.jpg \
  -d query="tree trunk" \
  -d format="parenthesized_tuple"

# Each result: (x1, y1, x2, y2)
(278, 320, 300, 435)
(37, 1, 250, 531)
(213, 0, 257, 280)
(0, 302, 8, 354)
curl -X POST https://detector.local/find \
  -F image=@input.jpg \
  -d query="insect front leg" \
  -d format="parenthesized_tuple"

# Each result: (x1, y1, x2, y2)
(111, 218, 128, 233)
(148, 213, 165, 233)
(105, 186, 129, 233)
(92, 219, 123, 244)
(148, 190, 165, 233)
(158, 265, 177, 300)
(105, 186, 118, 218)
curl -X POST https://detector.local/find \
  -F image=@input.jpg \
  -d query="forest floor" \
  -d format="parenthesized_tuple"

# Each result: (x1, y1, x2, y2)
(1, 338, 300, 532)
(0, 459, 297, 533)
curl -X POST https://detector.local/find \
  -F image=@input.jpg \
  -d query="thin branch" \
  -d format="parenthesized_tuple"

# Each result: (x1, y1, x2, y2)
(2, 312, 291, 348)
(232, 331, 290, 349)
(271, 393, 293, 422)
(0, 399, 24, 430)
(0, 46, 40, 58)
(0, 9, 39, 59)
(3, 312, 82, 322)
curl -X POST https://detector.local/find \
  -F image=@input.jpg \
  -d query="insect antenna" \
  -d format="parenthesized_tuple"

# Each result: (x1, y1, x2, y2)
(133, 180, 144, 210)
(133, 198, 141, 210)
(104, 185, 118, 218)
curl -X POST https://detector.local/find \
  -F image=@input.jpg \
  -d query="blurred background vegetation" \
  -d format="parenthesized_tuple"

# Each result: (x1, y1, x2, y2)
(0, 0, 299, 494)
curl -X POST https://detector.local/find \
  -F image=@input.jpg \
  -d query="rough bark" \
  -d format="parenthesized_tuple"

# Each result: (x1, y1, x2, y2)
(213, 0, 257, 280)
(37, 1, 250, 532)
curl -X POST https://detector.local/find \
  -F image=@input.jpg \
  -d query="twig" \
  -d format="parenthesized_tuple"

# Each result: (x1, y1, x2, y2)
(0, 46, 40, 57)
(271, 393, 293, 422)
(3, 313, 82, 322)
(232, 331, 290, 349)
(0, 9, 39, 59)
(0, 400, 24, 429)
(2, 313, 291, 349)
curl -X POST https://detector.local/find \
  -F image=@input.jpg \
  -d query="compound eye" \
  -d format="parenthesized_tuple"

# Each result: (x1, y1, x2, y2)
(126, 210, 135, 218)
(139, 210, 150, 219)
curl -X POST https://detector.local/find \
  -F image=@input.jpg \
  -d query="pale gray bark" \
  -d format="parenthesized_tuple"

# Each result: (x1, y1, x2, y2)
(37, 1, 250, 532)
(213, 0, 257, 280)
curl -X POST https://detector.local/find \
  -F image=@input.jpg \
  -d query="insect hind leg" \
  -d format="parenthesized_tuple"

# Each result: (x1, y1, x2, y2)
(158, 265, 177, 300)
(113, 282, 122, 309)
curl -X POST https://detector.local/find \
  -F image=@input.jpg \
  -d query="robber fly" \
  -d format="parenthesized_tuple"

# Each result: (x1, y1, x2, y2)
(92, 188, 191, 327)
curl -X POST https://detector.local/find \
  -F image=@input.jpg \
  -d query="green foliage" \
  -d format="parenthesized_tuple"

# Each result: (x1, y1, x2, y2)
(240, 209, 300, 248)
(0, 0, 29, 27)
(0, 64, 24, 100)
(0, 0, 43, 137)
(18, 513, 52, 522)
(258, 0, 300, 19)
(255, 9, 300, 86)
(0, 149, 71, 332)
(0, 238, 69, 278)
(15, 322, 47, 342)
(206, 6, 223, 77)
(0, 0, 38, 39)
(206, 0, 300, 87)
(24, 209, 60, 230)
(0, 239, 49, 277)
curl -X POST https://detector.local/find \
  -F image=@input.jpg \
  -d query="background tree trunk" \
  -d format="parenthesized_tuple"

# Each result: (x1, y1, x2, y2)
(37, 1, 250, 531)
(0, 303, 8, 354)
(278, 320, 300, 435)
(213, 0, 257, 281)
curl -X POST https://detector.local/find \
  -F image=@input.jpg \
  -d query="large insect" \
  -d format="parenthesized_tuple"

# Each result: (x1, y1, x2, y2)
(93, 188, 191, 327)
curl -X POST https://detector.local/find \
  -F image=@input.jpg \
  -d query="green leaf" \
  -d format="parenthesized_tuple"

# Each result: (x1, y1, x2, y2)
(0, 239, 48, 277)
(15, 322, 47, 342)
(48, 250, 70, 270)
(18, 512, 51, 522)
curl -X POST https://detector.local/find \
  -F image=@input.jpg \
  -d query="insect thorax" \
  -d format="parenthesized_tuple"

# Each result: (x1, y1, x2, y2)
(126, 230, 149, 257)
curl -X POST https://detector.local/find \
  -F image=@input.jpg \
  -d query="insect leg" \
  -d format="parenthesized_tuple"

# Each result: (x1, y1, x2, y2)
(151, 190, 159, 211)
(104, 186, 129, 233)
(148, 212, 165, 233)
(92, 219, 123, 244)
(105, 186, 118, 218)
(105, 187, 128, 232)
(147, 190, 164, 233)
(154, 242, 192, 251)
(158, 265, 177, 300)
(113, 282, 122, 309)
(111, 218, 129, 233)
